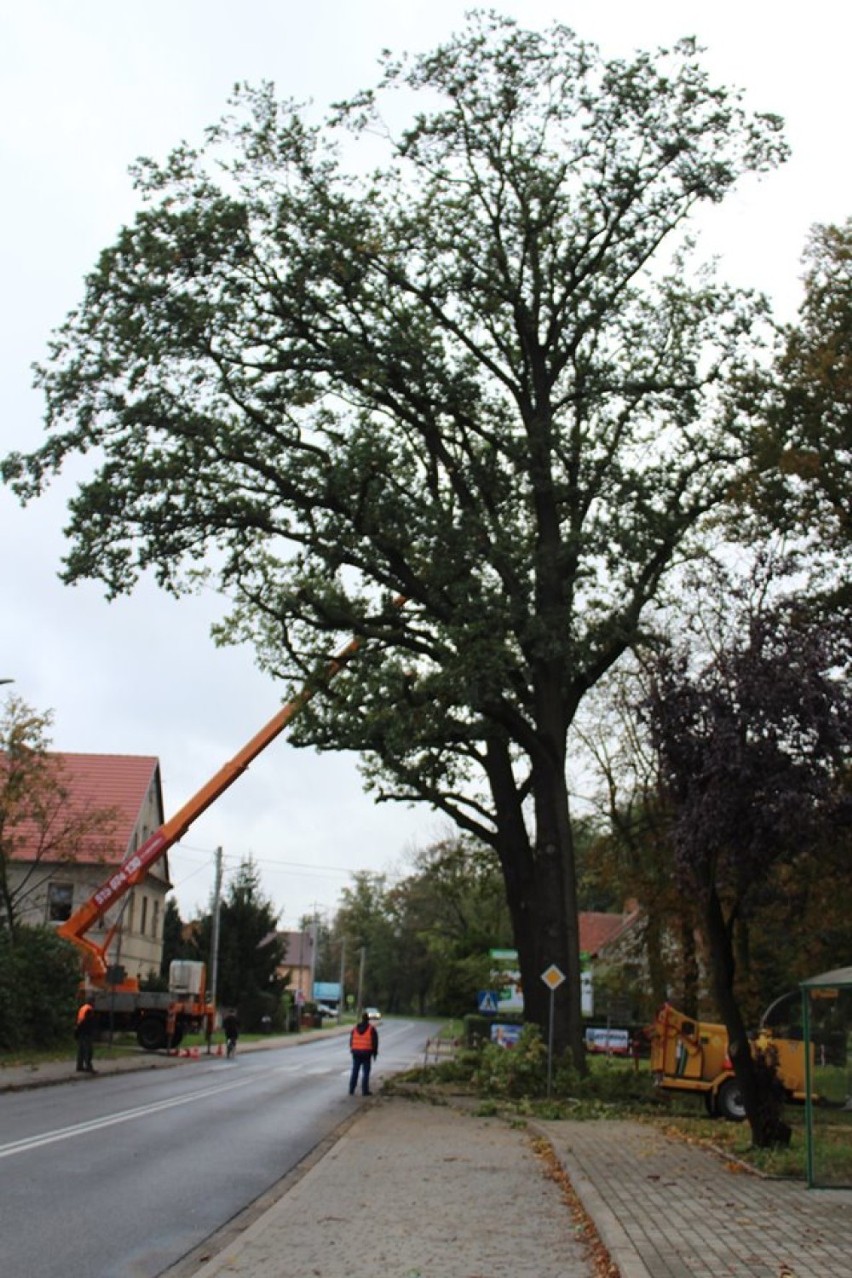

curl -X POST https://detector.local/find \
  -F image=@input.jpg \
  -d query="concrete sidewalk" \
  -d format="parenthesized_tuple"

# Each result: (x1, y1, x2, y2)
(4, 1043, 852, 1277)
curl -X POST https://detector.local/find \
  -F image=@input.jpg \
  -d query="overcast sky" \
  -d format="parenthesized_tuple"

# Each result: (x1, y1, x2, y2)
(1, 1, 849, 930)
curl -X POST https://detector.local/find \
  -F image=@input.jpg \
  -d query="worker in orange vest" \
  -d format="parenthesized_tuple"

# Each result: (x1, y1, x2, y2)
(349, 1011, 378, 1096)
(75, 999, 97, 1074)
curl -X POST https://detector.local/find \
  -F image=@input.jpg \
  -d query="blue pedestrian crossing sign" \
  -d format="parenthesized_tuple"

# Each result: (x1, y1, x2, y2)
(477, 990, 499, 1014)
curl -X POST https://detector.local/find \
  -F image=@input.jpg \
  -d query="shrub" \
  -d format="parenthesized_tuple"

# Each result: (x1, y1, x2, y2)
(471, 1025, 550, 1097)
(0, 926, 80, 1050)
(462, 1013, 494, 1048)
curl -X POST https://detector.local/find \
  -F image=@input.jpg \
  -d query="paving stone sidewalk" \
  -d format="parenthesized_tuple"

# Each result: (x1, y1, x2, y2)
(541, 1118, 852, 1278)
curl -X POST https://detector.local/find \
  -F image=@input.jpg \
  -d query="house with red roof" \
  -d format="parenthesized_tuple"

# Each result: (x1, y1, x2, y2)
(6, 752, 171, 982)
(579, 907, 642, 963)
(580, 903, 646, 1020)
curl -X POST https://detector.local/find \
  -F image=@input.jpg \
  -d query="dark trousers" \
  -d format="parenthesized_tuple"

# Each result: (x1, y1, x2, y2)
(76, 1033, 94, 1072)
(349, 1051, 373, 1094)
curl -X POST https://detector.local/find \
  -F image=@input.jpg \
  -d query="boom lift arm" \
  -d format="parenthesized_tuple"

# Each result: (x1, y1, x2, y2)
(57, 620, 381, 986)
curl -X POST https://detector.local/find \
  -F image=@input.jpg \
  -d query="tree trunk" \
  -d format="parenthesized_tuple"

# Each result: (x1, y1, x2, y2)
(680, 916, 700, 1019)
(486, 736, 586, 1072)
(702, 886, 790, 1148)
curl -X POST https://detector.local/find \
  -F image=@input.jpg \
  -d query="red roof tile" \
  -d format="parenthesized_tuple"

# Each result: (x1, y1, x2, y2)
(579, 910, 639, 957)
(7, 752, 161, 867)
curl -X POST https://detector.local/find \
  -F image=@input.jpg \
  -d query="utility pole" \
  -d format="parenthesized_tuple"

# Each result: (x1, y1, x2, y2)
(338, 937, 346, 1019)
(207, 846, 223, 1053)
(308, 905, 321, 1003)
(356, 945, 366, 1014)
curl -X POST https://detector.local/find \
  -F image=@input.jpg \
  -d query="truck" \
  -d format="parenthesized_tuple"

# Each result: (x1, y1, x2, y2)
(87, 959, 214, 1051)
(58, 617, 380, 1050)
(650, 1002, 812, 1120)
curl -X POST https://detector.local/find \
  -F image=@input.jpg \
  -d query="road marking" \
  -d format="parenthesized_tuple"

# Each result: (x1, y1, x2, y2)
(0, 1072, 263, 1161)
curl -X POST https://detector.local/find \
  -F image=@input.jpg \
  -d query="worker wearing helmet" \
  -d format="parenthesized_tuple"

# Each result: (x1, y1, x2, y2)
(349, 1011, 378, 1096)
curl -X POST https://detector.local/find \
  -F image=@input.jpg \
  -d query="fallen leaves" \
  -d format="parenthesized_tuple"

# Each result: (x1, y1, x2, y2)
(531, 1135, 620, 1278)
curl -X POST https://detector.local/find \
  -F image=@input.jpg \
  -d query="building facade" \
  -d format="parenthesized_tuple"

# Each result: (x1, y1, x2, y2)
(6, 752, 170, 982)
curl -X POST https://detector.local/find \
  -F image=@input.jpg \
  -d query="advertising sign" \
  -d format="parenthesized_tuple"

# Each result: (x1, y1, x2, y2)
(584, 1027, 630, 1055)
(490, 1022, 523, 1049)
(489, 948, 523, 1012)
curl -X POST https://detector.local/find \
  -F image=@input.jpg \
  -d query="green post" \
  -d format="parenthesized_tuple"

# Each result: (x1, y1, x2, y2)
(802, 986, 814, 1189)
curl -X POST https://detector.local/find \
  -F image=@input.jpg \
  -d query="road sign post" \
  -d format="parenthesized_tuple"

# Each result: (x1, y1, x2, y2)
(541, 964, 566, 1097)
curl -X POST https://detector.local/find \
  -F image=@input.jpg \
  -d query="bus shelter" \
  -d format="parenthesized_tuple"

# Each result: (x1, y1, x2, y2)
(801, 966, 852, 1188)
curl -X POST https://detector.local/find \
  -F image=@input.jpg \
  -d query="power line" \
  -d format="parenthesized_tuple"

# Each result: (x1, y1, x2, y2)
(173, 841, 381, 877)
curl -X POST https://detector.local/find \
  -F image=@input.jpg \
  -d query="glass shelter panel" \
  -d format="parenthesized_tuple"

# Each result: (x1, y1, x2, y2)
(802, 977, 852, 1189)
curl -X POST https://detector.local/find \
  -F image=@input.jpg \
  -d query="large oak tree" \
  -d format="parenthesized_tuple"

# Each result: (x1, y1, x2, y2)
(3, 15, 787, 1064)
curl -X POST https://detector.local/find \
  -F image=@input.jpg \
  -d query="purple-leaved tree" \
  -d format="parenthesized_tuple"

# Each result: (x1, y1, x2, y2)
(645, 601, 852, 1146)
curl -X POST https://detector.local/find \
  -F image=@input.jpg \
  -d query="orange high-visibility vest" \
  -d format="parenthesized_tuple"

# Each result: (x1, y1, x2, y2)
(351, 1025, 374, 1052)
(76, 1002, 94, 1026)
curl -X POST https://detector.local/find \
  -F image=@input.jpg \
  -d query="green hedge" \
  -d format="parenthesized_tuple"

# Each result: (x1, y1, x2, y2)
(0, 926, 80, 1050)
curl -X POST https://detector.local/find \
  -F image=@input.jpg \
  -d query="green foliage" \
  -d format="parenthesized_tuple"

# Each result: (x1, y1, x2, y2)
(750, 219, 852, 559)
(331, 837, 513, 1016)
(471, 1025, 550, 1098)
(0, 926, 79, 1050)
(410, 838, 513, 1016)
(333, 871, 400, 1011)
(408, 1027, 656, 1113)
(191, 856, 286, 1029)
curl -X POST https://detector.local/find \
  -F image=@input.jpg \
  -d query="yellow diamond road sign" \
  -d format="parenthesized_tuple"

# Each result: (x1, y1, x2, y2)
(541, 964, 566, 990)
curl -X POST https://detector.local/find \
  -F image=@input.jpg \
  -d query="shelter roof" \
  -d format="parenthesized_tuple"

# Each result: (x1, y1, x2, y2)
(800, 966, 852, 988)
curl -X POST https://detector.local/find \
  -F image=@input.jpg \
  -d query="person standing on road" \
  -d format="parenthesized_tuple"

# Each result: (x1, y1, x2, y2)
(222, 1010, 240, 1057)
(349, 1012, 378, 1096)
(75, 998, 97, 1073)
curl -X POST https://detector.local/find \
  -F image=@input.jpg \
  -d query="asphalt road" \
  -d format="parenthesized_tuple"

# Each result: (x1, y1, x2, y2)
(0, 1019, 438, 1278)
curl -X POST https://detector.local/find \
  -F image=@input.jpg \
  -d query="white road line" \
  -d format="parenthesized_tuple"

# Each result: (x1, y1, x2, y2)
(0, 1071, 266, 1161)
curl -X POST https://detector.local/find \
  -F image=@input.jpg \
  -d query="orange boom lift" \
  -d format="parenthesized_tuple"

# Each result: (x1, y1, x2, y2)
(58, 610, 397, 1049)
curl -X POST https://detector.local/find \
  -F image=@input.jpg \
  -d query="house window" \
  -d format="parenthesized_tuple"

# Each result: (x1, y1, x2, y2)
(140, 896, 148, 937)
(152, 899, 160, 939)
(47, 882, 73, 923)
(126, 892, 135, 935)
